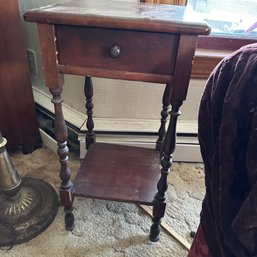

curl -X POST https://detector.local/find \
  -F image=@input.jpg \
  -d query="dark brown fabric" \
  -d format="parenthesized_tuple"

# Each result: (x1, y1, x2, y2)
(188, 225, 213, 257)
(198, 43, 257, 257)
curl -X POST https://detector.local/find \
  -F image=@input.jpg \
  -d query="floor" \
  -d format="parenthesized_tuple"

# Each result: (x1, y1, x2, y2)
(1, 145, 205, 257)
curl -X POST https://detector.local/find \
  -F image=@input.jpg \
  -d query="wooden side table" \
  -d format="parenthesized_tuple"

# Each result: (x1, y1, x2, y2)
(24, 0, 210, 242)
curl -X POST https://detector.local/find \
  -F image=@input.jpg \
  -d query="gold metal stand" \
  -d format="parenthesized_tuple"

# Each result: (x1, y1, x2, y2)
(0, 131, 58, 247)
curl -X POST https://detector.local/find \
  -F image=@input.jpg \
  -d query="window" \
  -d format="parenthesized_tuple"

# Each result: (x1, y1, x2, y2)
(188, 0, 257, 50)
(143, 0, 257, 77)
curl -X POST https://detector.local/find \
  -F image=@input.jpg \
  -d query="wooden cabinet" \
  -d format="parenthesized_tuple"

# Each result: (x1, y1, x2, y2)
(0, 0, 41, 153)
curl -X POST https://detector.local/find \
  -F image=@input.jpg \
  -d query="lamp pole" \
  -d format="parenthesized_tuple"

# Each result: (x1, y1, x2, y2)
(0, 130, 22, 197)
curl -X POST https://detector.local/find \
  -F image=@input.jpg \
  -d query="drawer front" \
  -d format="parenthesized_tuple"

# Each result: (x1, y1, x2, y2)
(56, 25, 179, 77)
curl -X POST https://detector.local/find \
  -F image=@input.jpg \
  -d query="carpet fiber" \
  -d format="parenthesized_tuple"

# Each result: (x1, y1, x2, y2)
(1, 147, 205, 257)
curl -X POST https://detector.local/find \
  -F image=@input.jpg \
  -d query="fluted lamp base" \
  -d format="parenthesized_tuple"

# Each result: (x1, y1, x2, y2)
(0, 177, 58, 247)
(0, 130, 58, 247)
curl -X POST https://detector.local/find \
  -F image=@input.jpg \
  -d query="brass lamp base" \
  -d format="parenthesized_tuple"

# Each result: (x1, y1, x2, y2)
(0, 177, 58, 247)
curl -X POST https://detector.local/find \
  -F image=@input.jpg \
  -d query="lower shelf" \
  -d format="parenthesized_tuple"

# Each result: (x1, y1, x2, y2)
(74, 143, 161, 205)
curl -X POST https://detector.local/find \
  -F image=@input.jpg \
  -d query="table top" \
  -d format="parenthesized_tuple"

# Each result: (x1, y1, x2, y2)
(24, 0, 211, 35)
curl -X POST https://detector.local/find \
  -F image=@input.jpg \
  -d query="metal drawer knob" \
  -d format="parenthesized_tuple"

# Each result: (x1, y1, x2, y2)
(109, 45, 121, 58)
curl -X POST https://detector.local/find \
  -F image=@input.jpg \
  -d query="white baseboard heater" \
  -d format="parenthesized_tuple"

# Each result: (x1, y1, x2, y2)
(34, 87, 202, 163)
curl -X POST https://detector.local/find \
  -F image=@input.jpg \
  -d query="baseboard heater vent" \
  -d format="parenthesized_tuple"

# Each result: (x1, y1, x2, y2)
(36, 104, 202, 163)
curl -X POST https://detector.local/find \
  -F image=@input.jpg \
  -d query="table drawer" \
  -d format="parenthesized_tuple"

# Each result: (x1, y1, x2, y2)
(56, 25, 179, 78)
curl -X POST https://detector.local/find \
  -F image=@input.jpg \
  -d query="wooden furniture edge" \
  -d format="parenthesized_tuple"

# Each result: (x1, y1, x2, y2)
(191, 49, 232, 79)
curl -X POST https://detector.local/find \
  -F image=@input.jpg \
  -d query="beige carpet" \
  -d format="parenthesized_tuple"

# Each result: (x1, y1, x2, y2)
(1, 146, 205, 257)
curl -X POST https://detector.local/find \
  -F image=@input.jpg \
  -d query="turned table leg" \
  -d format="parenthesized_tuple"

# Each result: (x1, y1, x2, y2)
(150, 101, 182, 242)
(156, 84, 171, 155)
(50, 87, 74, 231)
(84, 76, 96, 150)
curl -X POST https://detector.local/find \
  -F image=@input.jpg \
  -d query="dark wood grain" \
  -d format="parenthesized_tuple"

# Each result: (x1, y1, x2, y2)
(37, 24, 64, 88)
(50, 86, 75, 231)
(37, 24, 74, 230)
(150, 102, 181, 241)
(156, 84, 171, 153)
(58, 66, 173, 84)
(191, 54, 221, 79)
(57, 26, 178, 77)
(0, 0, 41, 153)
(170, 35, 198, 103)
(74, 143, 160, 205)
(84, 76, 95, 149)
